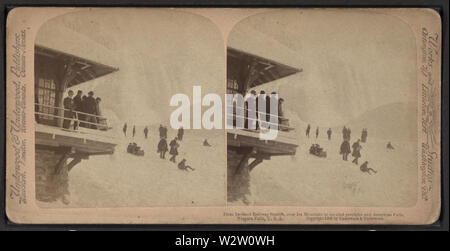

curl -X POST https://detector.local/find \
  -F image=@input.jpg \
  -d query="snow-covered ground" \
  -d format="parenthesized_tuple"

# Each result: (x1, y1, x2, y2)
(39, 126, 227, 208)
(248, 132, 418, 207)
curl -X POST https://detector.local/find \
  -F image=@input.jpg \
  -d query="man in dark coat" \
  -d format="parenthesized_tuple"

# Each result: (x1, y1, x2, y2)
(256, 90, 266, 129)
(327, 128, 332, 140)
(245, 90, 257, 130)
(80, 95, 88, 128)
(63, 90, 74, 129)
(144, 126, 149, 139)
(177, 127, 184, 141)
(73, 90, 83, 130)
(159, 124, 164, 138)
(157, 138, 168, 159)
(84, 91, 98, 129)
(340, 140, 351, 161)
(352, 139, 362, 164)
(169, 137, 179, 163)
(306, 124, 311, 138)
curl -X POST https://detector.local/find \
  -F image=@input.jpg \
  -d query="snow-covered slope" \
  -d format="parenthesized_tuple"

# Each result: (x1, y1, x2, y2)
(40, 126, 226, 208)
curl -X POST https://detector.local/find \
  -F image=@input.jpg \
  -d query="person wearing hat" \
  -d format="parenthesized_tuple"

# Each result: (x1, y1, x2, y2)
(63, 90, 74, 129)
(95, 97, 107, 130)
(73, 90, 83, 130)
(84, 91, 97, 129)
(169, 137, 179, 163)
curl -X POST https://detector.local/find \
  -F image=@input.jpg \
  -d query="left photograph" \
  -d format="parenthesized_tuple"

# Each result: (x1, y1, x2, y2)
(33, 9, 226, 207)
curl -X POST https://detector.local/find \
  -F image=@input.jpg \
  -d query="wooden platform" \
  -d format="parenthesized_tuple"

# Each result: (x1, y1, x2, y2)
(35, 123, 117, 155)
(227, 129, 298, 156)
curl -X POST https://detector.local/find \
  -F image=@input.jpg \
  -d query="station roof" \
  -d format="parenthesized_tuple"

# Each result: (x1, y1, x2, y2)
(35, 44, 118, 88)
(227, 47, 302, 89)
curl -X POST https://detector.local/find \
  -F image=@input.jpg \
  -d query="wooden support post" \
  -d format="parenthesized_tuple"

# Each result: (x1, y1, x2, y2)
(233, 147, 254, 177)
(54, 148, 71, 175)
(248, 157, 264, 172)
(67, 157, 82, 172)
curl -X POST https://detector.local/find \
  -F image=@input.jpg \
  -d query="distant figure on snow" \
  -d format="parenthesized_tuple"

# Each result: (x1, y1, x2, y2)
(178, 159, 195, 172)
(342, 126, 351, 141)
(157, 138, 168, 159)
(169, 137, 179, 163)
(361, 128, 368, 143)
(360, 161, 377, 175)
(387, 141, 395, 150)
(340, 140, 351, 161)
(203, 139, 211, 147)
(144, 126, 149, 139)
(306, 124, 311, 138)
(315, 127, 319, 139)
(177, 127, 184, 141)
(159, 124, 167, 139)
(123, 123, 127, 136)
(132, 125, 136, 138)
(352, 139, 362, 164)
(327, 128, 332, 140)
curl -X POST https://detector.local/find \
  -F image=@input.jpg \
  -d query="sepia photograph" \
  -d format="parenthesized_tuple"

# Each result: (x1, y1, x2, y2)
(4, 7, 442, 225)
(33, 9, 226, 207)
(226, 10, 419, 207)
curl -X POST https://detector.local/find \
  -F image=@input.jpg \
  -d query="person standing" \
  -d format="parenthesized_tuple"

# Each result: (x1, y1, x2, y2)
(80, 95, 88, 128)
(361, 128, 368, 143)
(256, 90, 266, 129)
(315, 127, 319, 139)
(63, 90, 74, 129)
(159, 124, 164, 138)
(169, 137, 179, 163)
(306, 124, 311, 138)
(73, 90, 83, 130)
(144, 126, 149, 139)
(157, 137, 168, 159)
(132, 125, 136, 138)
(95, 97, 107, 130)
(340, 140, 351, 161)
(327, 128, 332, 140)
(123, 123, 128, 136)
(177, 127, 184, 141)
(84, 91, 97, 129)
(352, 139, 362, 164)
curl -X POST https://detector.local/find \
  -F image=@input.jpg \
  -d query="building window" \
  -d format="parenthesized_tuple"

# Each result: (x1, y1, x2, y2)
(227, 78, 239, 94)
(36, 78, 56, 121)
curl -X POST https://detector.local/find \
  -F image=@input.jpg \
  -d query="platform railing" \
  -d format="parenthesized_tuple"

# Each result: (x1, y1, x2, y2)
(35, 103, 111, 131)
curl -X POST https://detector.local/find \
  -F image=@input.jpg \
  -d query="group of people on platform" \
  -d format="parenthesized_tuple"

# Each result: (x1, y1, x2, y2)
(234, 90, 288, 130)
(63, 90, 106, 130)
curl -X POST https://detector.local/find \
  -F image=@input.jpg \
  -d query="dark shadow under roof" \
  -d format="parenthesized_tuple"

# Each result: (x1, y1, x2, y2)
(35, 45, 118, 88)
(227, 47, 302, 89)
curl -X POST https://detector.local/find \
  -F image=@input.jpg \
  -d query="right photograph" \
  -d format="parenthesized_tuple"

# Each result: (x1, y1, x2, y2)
(226, 9, 418, 207)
